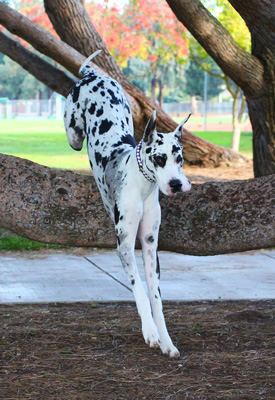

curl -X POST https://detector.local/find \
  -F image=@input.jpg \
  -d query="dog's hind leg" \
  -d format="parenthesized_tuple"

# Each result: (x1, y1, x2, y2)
(115, 200, 160, 349)
(138, 191, 180, 358)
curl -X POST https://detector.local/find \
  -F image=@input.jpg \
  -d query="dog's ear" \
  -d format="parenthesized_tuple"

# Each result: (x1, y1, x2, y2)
(174, 113, 191, 142)
(143, 110, 157, 145)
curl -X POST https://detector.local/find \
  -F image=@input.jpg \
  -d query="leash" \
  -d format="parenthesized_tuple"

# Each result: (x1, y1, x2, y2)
(136, 140, 156, 183)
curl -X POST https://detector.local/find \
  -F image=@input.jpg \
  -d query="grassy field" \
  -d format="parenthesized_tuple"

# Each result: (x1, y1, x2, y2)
(0, 120, 252, 170)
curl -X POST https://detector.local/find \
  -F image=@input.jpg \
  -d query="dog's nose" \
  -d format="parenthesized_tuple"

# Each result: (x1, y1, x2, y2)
(169, 179, 182, 193)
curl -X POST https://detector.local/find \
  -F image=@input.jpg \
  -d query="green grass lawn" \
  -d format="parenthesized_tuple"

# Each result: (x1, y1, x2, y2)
(194, 131, 252, 155)
(0, 120, 90, 169)
(0, 120, 252, 170)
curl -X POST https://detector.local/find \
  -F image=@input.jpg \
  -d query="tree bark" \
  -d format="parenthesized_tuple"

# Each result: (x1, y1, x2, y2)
(0, 1, 248, 168)
(228, 0, 275, 177)
(166, 0, 275, 177)
(0, 154, 274, 256)
(0, 31, 76, 97)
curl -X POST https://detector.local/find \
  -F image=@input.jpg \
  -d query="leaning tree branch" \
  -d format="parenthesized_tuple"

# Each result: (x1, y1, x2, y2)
(0, 154, 274, 256)
(166, 0, 264, 99)
(0, 2, 87, 77)
(0, 32, 76, 97)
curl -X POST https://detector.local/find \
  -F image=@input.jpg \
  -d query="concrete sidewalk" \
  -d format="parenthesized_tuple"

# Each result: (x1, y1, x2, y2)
(0, 249, 274, 303)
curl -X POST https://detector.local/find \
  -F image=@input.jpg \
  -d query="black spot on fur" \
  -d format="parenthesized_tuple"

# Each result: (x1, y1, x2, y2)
(93, 86, 99, 92)
(156, 252, 160, 279)
(80, 75, 97, 86)
(95, 151, 102, 166)
(114, 203, 120, 225)
(131, 279, 135, 285)
(69, 113, 76, 128)
(172, 144, 181, 154)
(158, 286, 161, 297)
(89, 160, 93, 170)
(157, 133, 164, 139)
(92, 126, 96, 136)
(96, 106, 104, 117)
(99, 119, 113, 135)
(71, 85, 81, 103)
(100, 91, 105, 96)
(146, 147, 152, 154)
(97, 80, 104, 88)
(146, 235, 154, 244)
(95, 139, 99, 146)
(112, 141, 123, 148)
(125, 155, 131, 164)
(88, 103, 96, 115)
(101, 156, 108, 171)
(107, 89, 120, 105)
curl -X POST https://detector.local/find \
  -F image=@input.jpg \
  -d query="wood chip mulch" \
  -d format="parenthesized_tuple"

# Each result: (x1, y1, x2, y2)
(1, 300, 274, 399)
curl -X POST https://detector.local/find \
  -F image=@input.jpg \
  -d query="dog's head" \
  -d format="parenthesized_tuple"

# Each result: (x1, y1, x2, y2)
(141, 111, 191, 197)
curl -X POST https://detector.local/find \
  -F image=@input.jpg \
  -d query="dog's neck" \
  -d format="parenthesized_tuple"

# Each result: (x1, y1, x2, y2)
(136, 140, 156, 183)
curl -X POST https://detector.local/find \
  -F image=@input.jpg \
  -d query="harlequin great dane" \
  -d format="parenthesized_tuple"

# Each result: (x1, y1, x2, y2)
(64, 50, 192, 357)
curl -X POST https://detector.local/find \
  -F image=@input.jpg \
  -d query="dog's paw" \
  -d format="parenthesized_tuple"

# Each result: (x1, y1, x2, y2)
(160, 342, 180, 358)
(142, 323, 161, 349)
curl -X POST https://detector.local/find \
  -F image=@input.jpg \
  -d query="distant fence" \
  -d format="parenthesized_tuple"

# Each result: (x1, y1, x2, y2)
(0, 97, 65, 120)
(0, 98, 242, 120)
(162, 100, 242, 116)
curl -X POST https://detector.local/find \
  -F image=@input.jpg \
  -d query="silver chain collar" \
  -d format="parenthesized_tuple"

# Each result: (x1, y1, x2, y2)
(136, 140, 156, 183)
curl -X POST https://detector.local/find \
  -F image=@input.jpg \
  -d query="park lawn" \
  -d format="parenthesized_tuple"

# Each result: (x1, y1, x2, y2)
(194, 131, 252, 155)
(0, 120, 90, 169)
(0, 120, 252, 170)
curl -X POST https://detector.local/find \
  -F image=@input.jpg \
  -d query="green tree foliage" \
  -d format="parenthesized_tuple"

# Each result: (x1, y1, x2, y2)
(185, 59, 224, 99)
(0, 56, 50, 99)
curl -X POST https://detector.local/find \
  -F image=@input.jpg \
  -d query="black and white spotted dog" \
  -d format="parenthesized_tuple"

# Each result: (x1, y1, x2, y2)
(64, 50, 192, 357)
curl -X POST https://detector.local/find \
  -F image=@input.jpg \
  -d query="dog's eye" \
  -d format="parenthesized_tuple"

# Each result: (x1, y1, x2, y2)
(176, 155, 183, 164)
(154, 155, 166, 168)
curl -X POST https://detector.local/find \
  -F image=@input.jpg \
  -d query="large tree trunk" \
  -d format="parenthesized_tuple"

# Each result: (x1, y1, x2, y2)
(229, 0, 275, 177)
(166, 0, 275, 177)
(0, 154, 274, 256)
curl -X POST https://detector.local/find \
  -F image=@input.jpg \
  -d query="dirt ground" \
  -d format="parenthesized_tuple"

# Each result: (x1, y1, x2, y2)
(183, 160, 254, 184)
(1, 301, 274, 400)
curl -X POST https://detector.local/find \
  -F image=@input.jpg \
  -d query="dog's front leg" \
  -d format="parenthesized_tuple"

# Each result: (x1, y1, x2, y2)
(139, 194, 180, 358)
(115, 201, 160, 349)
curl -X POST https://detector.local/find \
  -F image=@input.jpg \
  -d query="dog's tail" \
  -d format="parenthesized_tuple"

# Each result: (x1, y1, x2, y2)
(78, 50, 102, 77)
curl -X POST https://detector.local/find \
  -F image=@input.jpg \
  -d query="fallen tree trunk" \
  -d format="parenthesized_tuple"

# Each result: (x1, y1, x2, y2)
(0, 1, 248, 167)
(0, 154, 274, 255)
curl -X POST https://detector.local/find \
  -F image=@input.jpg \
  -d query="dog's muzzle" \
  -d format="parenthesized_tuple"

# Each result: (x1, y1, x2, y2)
(169, 179, 183, 194)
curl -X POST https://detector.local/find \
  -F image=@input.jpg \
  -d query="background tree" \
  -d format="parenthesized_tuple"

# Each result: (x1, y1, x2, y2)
(189, 0, 251, 151)
(166, 0, 275, 177)
(185, 58, 224, 114)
